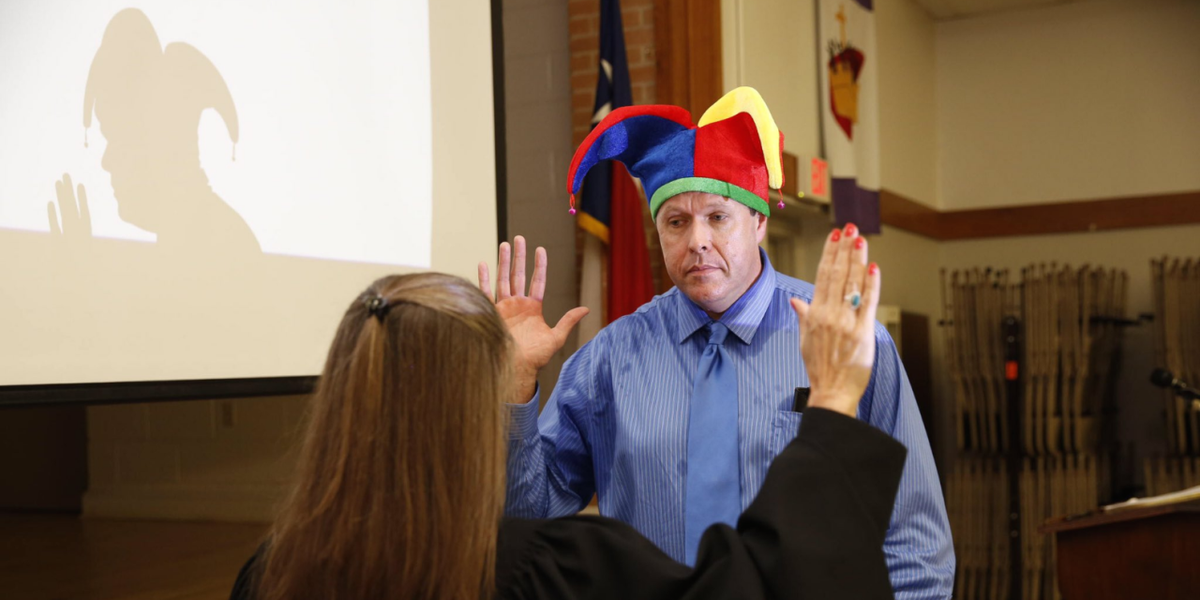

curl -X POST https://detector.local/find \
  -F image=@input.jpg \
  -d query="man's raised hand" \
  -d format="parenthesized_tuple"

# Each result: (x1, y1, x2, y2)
(479, 235, 589, 404)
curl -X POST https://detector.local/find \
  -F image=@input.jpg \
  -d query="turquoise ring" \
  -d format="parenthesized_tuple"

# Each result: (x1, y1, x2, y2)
(844, 291, 862, 310)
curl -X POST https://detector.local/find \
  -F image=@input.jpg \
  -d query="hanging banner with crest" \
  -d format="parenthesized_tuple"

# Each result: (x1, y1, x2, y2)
(818, 0, 880, 233)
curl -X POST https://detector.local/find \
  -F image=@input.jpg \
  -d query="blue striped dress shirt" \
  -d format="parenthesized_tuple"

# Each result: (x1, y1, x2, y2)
(505, 249, 955, 599)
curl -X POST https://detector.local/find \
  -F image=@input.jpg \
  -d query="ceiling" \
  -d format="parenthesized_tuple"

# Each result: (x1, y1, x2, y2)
(910, 0, 1093, 21)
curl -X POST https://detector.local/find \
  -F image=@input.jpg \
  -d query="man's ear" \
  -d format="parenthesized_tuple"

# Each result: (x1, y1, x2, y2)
(755, 211, 768, 243)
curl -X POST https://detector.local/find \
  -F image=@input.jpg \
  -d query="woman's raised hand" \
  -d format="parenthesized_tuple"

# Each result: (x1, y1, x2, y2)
(789, 224, 880, 417)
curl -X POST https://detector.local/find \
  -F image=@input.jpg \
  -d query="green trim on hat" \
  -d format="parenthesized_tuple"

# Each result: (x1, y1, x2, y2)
(649, 177, 771, 218)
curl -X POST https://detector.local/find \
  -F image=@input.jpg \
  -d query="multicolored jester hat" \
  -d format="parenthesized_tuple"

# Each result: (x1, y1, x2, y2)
(567, 87, 787, 218)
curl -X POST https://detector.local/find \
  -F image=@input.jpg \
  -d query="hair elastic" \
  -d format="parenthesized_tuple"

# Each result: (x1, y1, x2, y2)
(366, 295, 391, 322)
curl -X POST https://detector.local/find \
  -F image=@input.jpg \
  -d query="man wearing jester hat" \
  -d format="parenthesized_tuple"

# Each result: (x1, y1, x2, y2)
(481, 87, 954, 596)
(50, 8, 259, 257)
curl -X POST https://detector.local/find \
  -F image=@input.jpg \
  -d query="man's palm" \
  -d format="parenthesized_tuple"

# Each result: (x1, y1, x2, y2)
(496, 296, 570, 373)
(479, 236, 589, 400)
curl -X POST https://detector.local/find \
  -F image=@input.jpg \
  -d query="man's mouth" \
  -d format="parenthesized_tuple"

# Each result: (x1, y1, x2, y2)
(687, 265, 720, 275)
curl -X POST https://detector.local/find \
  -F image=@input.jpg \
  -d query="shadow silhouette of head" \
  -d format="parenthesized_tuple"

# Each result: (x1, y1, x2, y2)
(83, 8, 257, 252)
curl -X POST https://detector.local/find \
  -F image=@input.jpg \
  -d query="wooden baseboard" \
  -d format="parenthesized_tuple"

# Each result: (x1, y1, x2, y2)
(880, 189, 1200, 240)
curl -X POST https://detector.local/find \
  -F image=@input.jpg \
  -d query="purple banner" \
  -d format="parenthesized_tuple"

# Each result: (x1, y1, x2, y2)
(831, 178, 880, 234)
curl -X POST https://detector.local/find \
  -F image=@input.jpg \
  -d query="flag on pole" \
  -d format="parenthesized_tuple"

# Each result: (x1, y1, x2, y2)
(819, 0, 881, 234)
(577, 0, 654, 332)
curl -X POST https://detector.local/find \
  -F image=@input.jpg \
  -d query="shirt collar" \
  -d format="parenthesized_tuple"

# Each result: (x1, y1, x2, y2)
(674, 247, 777, 345)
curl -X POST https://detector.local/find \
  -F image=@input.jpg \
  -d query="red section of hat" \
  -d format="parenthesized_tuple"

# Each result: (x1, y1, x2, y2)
(692, 112, 769, 202)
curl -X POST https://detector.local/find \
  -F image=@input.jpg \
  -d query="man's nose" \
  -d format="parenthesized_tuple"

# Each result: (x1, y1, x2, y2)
(688, 222, 711, 253)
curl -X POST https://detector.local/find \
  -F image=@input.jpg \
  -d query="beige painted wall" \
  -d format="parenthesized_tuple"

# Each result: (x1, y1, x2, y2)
(936, 0, 1200, 210)
(873, 0, 944, 334)
(722, 0, 939, 206)
(877, 0, 939, 208)
(722, 0, 821, 162)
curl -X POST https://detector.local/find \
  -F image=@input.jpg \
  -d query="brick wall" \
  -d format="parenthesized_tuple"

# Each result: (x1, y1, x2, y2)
(568, 0, 658, 145)
(569, 0, 669, 293)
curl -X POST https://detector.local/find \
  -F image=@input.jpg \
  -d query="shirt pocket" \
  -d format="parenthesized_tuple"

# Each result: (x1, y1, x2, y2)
(769, 409, 804, 460)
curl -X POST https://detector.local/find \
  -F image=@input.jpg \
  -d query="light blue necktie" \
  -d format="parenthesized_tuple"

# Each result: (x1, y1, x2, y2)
(684, 322, 741, 566)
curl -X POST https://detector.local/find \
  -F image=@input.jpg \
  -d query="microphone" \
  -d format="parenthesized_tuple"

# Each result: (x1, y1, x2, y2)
(1150, 368, 1200, 405)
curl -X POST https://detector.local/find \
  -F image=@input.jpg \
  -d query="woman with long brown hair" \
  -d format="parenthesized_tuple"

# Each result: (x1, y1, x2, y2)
(231, 232, 906, 600)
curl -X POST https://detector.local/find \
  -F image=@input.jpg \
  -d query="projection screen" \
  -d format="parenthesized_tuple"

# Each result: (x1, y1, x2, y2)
(0, 0, 498, 393)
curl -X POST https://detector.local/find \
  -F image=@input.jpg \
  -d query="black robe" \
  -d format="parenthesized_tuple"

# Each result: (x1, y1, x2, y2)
(230, 408, 906, 600)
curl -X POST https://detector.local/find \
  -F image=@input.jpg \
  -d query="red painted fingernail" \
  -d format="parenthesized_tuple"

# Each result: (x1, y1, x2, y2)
(831, 228, 841, 242)
(854, 237, 865, 250)
(844, 223, 858, 237)
(869, 262, 879, 275)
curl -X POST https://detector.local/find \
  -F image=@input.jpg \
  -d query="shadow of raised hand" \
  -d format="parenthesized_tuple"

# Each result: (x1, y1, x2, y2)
(47, 173, 93, 239)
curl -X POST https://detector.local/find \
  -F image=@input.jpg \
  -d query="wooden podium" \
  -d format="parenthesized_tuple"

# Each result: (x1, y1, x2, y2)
(1041, 500, 1200, 599)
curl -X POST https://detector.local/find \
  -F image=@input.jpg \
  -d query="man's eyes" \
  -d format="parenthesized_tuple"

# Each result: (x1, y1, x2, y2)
(667, 214, 726, 227)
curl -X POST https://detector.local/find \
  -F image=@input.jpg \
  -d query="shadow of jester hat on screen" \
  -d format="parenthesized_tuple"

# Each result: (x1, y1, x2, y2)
(567, 86, 785, 218)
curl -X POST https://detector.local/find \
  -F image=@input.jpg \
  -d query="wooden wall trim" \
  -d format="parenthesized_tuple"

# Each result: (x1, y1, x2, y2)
(879, 190, 942, 239)
(653, 0, 722, 292)
(880, 189, 1200, 241)
(654, 0, 722, 117)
